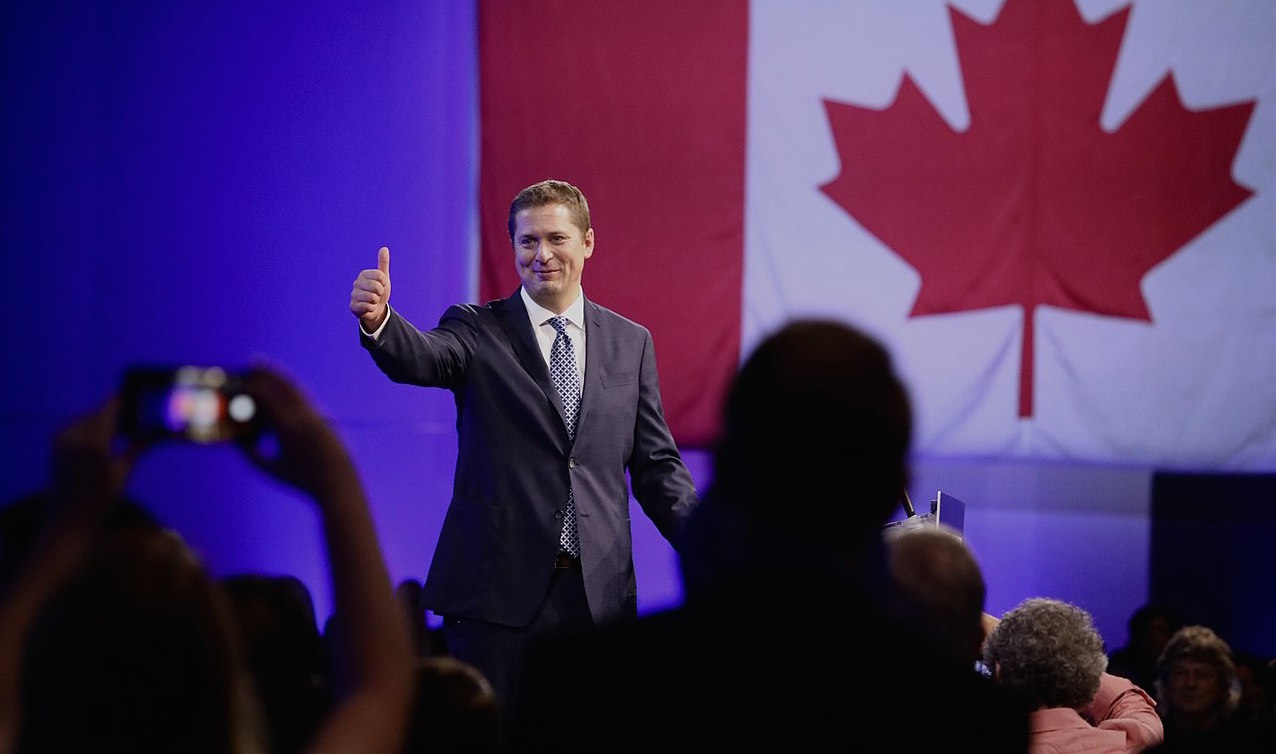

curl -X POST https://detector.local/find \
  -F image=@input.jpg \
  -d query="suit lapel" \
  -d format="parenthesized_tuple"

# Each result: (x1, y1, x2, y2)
(496, 290, 572, 440)
(576, 297, 603, 441)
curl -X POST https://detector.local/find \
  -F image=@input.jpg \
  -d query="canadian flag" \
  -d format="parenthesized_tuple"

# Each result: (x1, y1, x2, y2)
(478, 0, 1276, 472)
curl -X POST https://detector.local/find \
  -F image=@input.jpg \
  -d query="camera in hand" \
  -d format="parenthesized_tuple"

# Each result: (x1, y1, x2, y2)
(119, 365, 259, 443)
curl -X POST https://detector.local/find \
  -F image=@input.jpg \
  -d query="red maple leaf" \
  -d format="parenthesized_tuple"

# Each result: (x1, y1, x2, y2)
(819, 0, 1253, 418)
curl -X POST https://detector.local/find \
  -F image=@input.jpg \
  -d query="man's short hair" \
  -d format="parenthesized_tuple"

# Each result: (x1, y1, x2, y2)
(508, 179, 591, 240)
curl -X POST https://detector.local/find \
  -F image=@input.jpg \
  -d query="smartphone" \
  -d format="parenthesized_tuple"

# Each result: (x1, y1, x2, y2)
(119, 365, 259, 443)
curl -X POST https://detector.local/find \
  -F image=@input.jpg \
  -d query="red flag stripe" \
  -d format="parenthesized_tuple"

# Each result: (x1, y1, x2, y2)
(478, 0, 749, 446)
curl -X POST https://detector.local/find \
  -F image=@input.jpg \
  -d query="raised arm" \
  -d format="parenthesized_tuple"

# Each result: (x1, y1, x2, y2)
(1082, 672, 1165, 751)
(239, 366, 414, 754)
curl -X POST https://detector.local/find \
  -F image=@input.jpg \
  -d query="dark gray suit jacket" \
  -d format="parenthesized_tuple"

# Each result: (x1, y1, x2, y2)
(361, 290, 698, 628)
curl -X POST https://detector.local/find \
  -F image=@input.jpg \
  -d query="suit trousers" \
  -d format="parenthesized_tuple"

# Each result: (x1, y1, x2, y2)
(440, 560, 594, 725)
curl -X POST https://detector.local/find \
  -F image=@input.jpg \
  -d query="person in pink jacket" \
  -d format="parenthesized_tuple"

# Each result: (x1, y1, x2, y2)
(984, 596, 1165, 753)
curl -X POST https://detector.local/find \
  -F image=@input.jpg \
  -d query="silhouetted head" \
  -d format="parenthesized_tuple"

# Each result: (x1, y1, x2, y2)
(404, 656, 500, 754)
(886, 522, 987, 666)
(710, 319, 912, 538)
(1, 491, 158, 593)
(21, 524, 264, 754)
(1126, 602, 1180, 659)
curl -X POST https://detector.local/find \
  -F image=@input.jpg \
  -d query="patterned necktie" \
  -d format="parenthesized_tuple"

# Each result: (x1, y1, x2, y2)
(548, 316, 580, 556)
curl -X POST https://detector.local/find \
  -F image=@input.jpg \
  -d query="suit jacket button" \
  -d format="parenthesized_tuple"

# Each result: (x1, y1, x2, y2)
(568, 457, 577, 469)
(553, 510, 562, 520)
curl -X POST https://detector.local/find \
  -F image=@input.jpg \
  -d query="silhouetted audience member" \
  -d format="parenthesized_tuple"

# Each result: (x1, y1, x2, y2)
(508, 319, 1030, 752)
(0, 490, 158, 596)
(222, 573, 331, 754)
(18, 517, 264, 754)
(1108, 603, 1181, 696)
(0, 366, 414, 754)
(1147, 625, 1276, 753)
(403, 656, 499, 754)
(983, 596, 1164, 752)
(885, 520, 988, 671)
(1233, 649, 1276, 731)
(0, 493, 56, 597)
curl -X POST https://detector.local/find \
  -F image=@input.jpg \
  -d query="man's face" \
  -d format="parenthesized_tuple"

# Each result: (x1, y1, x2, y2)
(1166, 659, 1229, 715)
(513, 202, 594, 313)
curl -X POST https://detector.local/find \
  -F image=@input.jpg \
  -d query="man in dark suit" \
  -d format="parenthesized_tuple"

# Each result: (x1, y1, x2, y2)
(348, 178, 699, 720)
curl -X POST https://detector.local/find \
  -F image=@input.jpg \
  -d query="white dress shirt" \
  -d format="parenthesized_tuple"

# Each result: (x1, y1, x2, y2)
(521, 288, 586, 385)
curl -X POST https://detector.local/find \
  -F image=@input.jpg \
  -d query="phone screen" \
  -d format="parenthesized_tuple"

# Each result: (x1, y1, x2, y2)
(119, 365, 257, 443)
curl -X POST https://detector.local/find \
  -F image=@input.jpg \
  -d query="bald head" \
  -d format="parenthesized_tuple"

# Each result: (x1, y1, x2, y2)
(886, 523, 987, 666)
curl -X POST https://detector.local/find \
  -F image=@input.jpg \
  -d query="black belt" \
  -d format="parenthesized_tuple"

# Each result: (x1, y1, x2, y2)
(554, 552, 581, 571)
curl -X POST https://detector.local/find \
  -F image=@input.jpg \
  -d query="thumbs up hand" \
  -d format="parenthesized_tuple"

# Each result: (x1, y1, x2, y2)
(350, 246, 392, 333)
